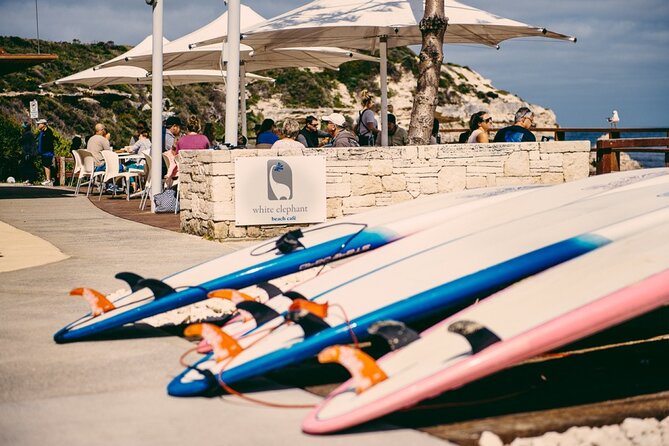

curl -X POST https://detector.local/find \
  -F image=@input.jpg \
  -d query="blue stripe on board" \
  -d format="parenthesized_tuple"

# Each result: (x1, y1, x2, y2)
(53, 229, 397, 343)
(211, 234, 609, 388)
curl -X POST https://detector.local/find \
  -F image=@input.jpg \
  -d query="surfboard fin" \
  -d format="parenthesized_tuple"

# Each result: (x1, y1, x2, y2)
(114, 272, 145, 292)
(235, 301, 281, 326)
(207, 289, 257, 303)
(275, 229, 305, 254)
(286, 299, 330, 336)
(318, 345, 387, 394)
(368, 320, 420, 351)
(283, 290, 308, 301)
(184, 323, 243, 362)
(135, 278, 176, 299)
(70, 287, 116, 317)
(255, 282, 284, 299)
(448, 320, 501, 354)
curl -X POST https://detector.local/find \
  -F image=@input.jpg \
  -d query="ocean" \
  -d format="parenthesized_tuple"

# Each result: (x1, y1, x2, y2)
(565, 131, 667, 168)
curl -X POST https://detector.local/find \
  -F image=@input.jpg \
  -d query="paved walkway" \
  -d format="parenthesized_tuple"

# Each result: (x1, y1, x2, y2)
(0, 185, 447, 446)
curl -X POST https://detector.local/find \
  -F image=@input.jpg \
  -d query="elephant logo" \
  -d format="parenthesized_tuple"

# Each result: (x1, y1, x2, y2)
(267, 160, 293, 200)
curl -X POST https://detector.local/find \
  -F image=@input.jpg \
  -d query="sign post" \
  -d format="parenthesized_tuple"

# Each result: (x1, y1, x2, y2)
(29, 100, 39, 119)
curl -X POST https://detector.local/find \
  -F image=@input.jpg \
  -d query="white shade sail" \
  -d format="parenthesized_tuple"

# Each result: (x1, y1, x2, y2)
(194, 0, 576, 51)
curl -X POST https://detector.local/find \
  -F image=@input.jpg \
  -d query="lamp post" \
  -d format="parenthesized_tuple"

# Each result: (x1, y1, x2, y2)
(146, 0, 163, 212)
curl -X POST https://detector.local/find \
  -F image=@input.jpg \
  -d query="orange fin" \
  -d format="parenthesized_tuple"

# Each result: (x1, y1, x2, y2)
(184, 323, 243, 362)
(207, 289, 257, 303)
(318, 345, 387, 394)
(70, 287, 116, 317)
(288, 298, 329, 319)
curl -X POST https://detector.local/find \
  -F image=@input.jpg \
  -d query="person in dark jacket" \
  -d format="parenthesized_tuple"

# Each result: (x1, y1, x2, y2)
(36, 118, 55, 185)
(296, 115, 329, 148)
(322, 113, 359, 147)
(20, 122, 37, 183)
(493, 107, 537, 143)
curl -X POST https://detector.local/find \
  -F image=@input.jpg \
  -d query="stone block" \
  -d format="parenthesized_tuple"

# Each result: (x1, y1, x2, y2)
(208, 176, 233, 202)
(402, 146, 418, 160)
(418, 146, 438, 159)
(382, 175, 407, 192)
(326, 198, 343, 218)
(541, 172, 565, 184)
(466, 176, 488, 189)
(368, 160, 393, 176)
(343, 195, 376, 208)
(438, 166, 466, 193)
(391, 191, 413, 203)
(504, 151, 530, 176)
(495, 176, 541, 186)
(563, 152, 591, 182)
(351, 174, 383, 195)
(326, 182, 351, 198)
(419, 177, 438, 194)
(212, 201, 236, 220)
(539, 141, 590, 153)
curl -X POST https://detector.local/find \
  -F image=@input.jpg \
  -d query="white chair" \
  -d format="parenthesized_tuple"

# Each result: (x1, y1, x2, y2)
(69, 151, 82, 188)
(75, 149, 104, 197)
(139, 153, 152, 210)
(98, 151, 142, 201)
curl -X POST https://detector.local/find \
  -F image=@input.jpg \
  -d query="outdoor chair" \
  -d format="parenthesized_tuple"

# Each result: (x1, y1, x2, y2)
(77, 149, 104, 197)
(139, 153, 153, 210)
(98, 151, 142, 201)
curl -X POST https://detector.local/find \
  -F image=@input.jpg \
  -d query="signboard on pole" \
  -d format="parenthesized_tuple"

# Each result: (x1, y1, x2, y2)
(29, 100, 39, 119)
(235, 156, 326, 225)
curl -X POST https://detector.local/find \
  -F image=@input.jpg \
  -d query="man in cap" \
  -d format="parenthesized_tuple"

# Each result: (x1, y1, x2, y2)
(493, 107, 537, 143)
(322, 113, 359, 147)
(35, 118, 55, 185)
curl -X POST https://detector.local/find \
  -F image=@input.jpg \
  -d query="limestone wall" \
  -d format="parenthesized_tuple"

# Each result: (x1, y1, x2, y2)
(178, 141, 590, 240)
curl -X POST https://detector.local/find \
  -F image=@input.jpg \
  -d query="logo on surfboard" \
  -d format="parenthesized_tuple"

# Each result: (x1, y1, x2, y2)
(267, 160, 293, 200)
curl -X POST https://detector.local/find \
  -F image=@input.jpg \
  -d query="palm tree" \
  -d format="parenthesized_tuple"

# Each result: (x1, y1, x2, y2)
(408, 0, 447, 145)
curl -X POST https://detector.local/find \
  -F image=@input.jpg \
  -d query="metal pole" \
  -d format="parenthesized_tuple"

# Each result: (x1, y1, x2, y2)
(379, 36, 388, 146)
(240, 62, 247, 139)
(224, 0, 241, 145)
(34, 0, 40, 54)
(150, 0, 164, 212)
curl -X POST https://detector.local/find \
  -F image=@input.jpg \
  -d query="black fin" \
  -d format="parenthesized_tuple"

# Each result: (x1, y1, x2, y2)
(283, 290, 308, 301)
(285, 310, 330, 337)
(448, 320, 501, 354)
(115, 272, 145, 292)
(255, 282, 283, 299)
(275, 229, 305, 254)
(368, 320, 420, 351)
(236, 301, 281, 326)
(136, 278, 177, 299)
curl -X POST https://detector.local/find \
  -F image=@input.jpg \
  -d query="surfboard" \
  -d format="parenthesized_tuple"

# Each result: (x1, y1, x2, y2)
(168, 178, 669, 397)
(196, 168, 669, 347)
(53, 182, 537, 343)
(302, 213, 669, 434)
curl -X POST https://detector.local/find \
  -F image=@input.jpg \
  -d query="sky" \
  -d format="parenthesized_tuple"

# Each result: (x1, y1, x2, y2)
(1, 0, 668, 127)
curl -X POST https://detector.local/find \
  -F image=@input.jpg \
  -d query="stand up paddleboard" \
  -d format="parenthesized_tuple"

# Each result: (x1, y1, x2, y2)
(54, 183, 536, 343)
(303, 211, 669, 434)
(168, 179, 669, 397)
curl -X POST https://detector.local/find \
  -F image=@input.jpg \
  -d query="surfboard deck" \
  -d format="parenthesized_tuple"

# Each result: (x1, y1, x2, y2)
(303, 216, 669, 434)
(168, 179, 669, 397)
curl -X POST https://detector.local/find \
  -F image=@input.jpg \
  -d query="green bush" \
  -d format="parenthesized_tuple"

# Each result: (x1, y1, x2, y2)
(0, 116, 22, 180)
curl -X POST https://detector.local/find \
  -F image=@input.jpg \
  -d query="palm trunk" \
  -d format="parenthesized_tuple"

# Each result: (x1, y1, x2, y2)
(408, 0, 447, 145)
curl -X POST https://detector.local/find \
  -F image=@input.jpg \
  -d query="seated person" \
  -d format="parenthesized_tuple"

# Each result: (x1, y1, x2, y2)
(174, 116, 210, 153)
(297, 115, 329, 148)
(256, 119, 279, 145)
(376, 113, 408, 146)
(271, 119, 306, 149)
(493, 107, 537, 143)
(322, 113, 359, 147)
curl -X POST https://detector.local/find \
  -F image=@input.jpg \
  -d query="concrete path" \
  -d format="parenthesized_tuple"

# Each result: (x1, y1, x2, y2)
(0, 185, 448, 446)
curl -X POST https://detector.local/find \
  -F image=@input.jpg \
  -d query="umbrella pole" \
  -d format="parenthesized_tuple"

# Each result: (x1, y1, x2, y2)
(150, 0, 164, 212)
(379, 36, 388, 147)
(224, 0, 241, 145)
(240, 62, 247, 139)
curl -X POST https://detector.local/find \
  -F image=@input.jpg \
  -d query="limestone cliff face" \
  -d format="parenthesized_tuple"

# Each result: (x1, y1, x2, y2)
(252, 62, 557, 140)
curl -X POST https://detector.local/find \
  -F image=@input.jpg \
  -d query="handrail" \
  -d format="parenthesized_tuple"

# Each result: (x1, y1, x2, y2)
(438, 127, 669, 142)
(594, 137, 669, 175)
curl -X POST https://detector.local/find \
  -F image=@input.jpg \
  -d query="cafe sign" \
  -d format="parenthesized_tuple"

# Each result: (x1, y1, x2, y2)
(235, 156, 326, 225)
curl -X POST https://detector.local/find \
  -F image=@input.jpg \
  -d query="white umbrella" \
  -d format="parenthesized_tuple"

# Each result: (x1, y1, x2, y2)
(40, 67, 272, 88)
(193, 0, 575, 144)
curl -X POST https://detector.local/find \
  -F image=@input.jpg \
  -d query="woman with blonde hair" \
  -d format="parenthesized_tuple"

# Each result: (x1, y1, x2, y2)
(271, 119, 306, 149)
(355, 89, 379, 146)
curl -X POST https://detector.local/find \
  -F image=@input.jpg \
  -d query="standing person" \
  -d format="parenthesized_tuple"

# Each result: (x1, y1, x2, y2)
(297, 115, 329, 148)
(467, 111, 492, 143)
(35, 118, 55, 185)
(20, 122, 37, 183)
(493, 107, 537, 143)
(431, 118, 441, 144)
(256, 119, 279, 145)
(163, 116, 183, 152)
(355, 89, 380, 146)
(376, 114, 409, 146)
(272, 119, 306, 149)
(174, 116, 210, 153)
(322, 113, 359, 147)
